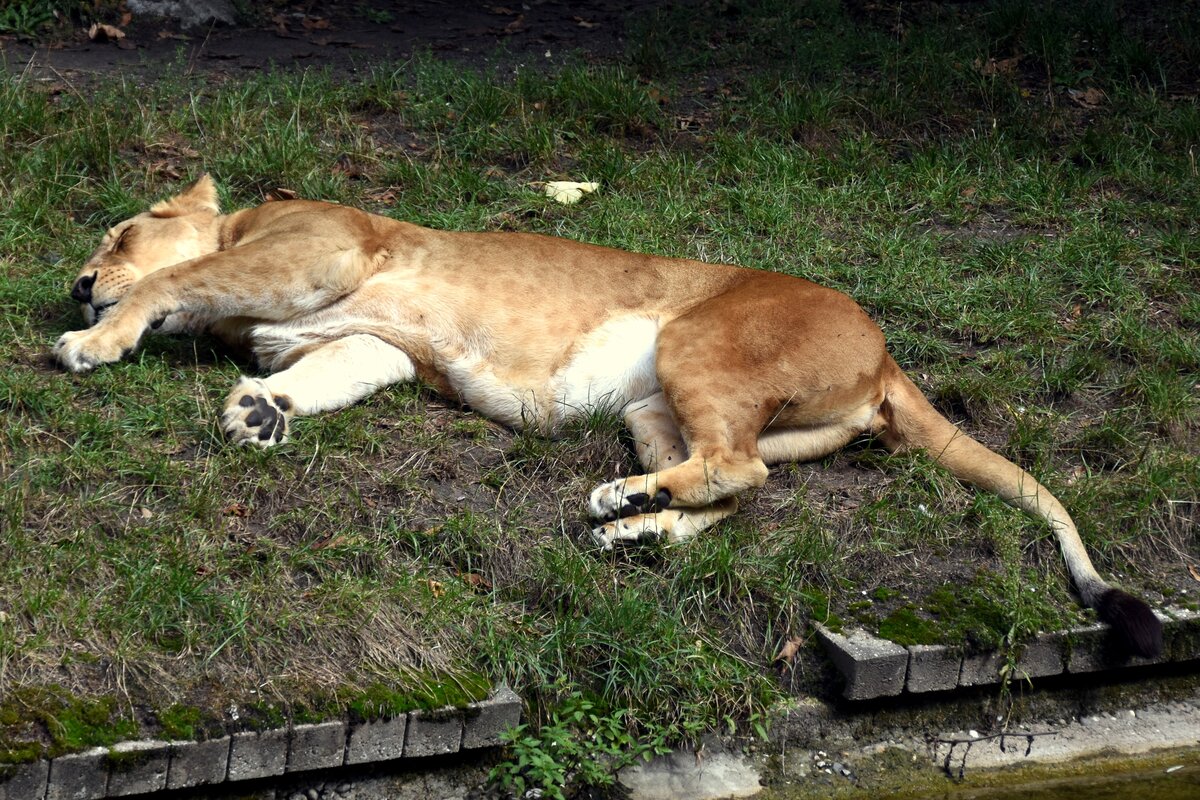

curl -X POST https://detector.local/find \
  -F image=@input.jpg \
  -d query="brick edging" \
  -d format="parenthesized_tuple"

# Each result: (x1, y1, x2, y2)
(0, 685, 521, 800)
(817, 607, 1200, 701)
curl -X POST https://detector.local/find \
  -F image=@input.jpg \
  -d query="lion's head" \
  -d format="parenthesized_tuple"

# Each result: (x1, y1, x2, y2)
(70, 175, 221, 326)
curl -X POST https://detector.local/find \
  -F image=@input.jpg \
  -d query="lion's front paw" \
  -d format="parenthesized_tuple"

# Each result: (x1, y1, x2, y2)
(588, 479, 670, 522)
(53, 328, 132, 373)
(222, 378, 292, 448)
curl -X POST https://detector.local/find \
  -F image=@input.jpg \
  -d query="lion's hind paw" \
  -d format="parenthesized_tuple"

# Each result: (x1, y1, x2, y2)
(222, 378, 291, 447)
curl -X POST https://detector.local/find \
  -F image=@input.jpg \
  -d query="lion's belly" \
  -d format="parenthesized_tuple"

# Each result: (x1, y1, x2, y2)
(445, 315, 661, 432)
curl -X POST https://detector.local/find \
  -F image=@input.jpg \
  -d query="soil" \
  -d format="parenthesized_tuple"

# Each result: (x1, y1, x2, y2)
(1, 0, 664, 80)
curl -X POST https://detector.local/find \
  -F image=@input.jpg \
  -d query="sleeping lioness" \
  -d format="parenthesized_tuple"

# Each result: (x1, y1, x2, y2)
(54, 175, 1162, 657)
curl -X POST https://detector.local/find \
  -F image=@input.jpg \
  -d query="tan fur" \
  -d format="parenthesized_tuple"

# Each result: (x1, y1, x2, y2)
(53, 176, 1157, 647)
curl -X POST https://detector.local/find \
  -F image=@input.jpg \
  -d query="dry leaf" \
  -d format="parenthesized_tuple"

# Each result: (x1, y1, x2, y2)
(543, 180, 600, 205)
(301, 17, 331, 31)
(313, 535, 347, 550)
(366, 187, 399, 204)
(775, 635, 805, 668)
(974, 56, 1020, 77)
(462, 573, 493, 592)
(426, 579, 446, 598)
(1067, 87, 1106, 108)
(487, 6, 518, 15)
(503, 15, 525, 34)
(221, 502, 251, 517)
(574, 17, 599, 29)
(1188, 564, 1200, 583)
(266, 188, 299, 201)
(88, 23, 125, 42)
(138, 507, 153, 519)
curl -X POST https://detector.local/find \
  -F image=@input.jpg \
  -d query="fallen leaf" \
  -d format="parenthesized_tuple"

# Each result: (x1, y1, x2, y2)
(301, 17, 331, 31)
(487, 5, 518, 15)
(139, 507, 153, 520)
(574, 16, 599, 29)
(974, 55, 1021, 77)
(366, 187, 399, 204)
(426, 579, 446, 598)
(543, 180, 600, 205)
(266, 188, 299, 201)
(1188, 564, 1200, 582)
(221, 502, 251, 517)
(1067, 87, 1105, 108)
(313, 535, 347, 550)
(503, 15, 525, 34)
(120, 11, 132, 26)
(774, 635, 805, 668)
(462, 573, 493, 592)
(88, 23, 125, 42)
(157, 31, 191, 41)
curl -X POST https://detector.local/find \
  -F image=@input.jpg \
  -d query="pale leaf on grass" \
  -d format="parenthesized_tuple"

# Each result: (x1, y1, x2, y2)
(543, 180, 600, 205)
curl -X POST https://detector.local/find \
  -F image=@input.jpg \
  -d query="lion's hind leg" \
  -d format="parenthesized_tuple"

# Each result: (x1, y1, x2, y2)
(592, 499, 739, 550)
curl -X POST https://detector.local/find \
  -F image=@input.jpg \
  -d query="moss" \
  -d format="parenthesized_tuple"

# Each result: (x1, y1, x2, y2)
(104, 747, 151, 773)
(0, 740, 43, 765)
(871, 587, 900, 603)
(878, 606, 941, 646)
(0, 686, 137, 759)
(156, 704, 203, 741)
(347, 671, 492, 722)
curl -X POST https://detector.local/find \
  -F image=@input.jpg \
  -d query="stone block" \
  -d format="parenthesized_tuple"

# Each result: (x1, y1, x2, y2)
(815, 625, 908, 700)
(958, 650, 1004, 687)
(0, 759, 49, 800)
(105, 741, 170, 796)
(1067, 613, 1171, 674)
(166, 737, 231, 789)
(905, 645, 961, 693)
(1015, 633, 1066, 680)
(46, 747, 107, 800)
(463, 685, 522, 750)
(404, 708, 463, 758)
(287, 721, 348, 772)
(1162, 607, 1200, 663)
(227, 729, 288, 782)
(345, 716, 408, 764)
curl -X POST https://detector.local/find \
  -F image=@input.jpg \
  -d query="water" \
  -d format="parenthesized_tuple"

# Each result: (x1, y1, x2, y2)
(950, 762, 1200, 800)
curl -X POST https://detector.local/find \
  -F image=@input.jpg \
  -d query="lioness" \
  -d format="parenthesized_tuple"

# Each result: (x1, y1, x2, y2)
(55, 175, 1161, 657)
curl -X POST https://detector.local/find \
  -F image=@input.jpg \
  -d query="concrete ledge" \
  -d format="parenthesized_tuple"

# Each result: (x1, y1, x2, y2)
(405, 708, 464, 758)
(165, 737, 230, 789)
(463, 685, 522, 750)
(47, 747, 108, 800)
(0, 758, 49, 800)
(345, 715, 408, 765)
(816, 625, 908, 700)
(905, 645, 961, 693)
(0, 686, 521, 799)
(819, 607, 1200, 700)
(227, 729, 288, 781)
(105, 740, 170, 796)
(287, 721, 348, 772)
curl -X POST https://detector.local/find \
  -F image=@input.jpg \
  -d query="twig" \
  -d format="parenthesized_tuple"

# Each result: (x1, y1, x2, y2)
(930, 730, 1058, 779)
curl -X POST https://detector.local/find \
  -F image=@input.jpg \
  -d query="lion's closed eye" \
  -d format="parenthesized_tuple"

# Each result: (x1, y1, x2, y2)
(111, 225, 135, 253)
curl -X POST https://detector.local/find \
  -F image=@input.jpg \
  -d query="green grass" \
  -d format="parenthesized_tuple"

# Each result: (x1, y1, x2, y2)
(1, 0, 1198, 771)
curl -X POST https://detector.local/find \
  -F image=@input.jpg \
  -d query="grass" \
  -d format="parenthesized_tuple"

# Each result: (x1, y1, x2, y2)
(0, 0, 1198, 769)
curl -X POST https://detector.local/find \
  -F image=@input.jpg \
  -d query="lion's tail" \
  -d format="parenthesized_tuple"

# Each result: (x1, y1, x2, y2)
(877, 359, 1162, 658)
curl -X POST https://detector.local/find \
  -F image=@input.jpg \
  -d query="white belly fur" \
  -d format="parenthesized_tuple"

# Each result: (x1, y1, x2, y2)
(551, 315, 661, 425)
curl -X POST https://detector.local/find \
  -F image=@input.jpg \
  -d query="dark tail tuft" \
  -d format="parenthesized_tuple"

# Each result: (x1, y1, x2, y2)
(1096, 588, 1163, 659)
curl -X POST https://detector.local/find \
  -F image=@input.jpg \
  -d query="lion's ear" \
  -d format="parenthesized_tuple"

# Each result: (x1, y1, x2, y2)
(151, 174, 220, 217)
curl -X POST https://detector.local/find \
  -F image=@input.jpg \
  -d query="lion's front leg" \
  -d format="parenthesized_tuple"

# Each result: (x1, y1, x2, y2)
(222, 334, 416, 447)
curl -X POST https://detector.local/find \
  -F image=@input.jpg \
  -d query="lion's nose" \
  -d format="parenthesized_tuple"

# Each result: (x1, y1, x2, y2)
(70, 273, 97, 304)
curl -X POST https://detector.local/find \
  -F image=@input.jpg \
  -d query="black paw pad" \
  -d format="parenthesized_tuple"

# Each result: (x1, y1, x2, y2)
(618, 489, 673, 518)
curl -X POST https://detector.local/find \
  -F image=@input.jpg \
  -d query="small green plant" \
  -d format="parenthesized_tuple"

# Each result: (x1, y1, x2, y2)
(489, 691, 671, 800)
